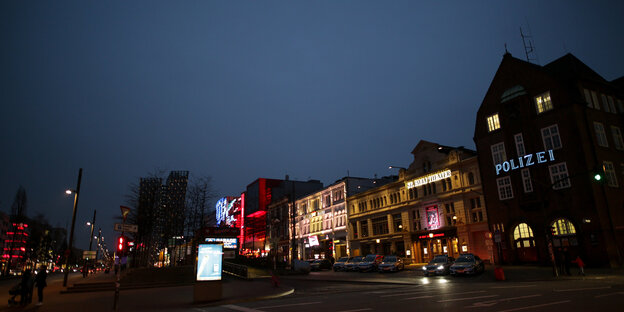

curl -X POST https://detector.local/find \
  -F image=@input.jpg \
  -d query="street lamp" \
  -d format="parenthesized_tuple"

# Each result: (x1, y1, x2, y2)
(63, 168, 83, 287)
(83, 209, 97, 277)
(388, 166, 406, 170)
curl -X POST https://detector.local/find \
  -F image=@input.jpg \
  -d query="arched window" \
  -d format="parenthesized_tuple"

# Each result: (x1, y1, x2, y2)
(468, 172, 475, 185)
(552, 218, 576, 236)
(513, 223, 535, 248)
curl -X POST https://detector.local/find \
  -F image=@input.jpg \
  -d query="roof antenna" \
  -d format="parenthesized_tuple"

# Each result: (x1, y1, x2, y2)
(520, 23, 539, 64)
(504, 43, 509, 54)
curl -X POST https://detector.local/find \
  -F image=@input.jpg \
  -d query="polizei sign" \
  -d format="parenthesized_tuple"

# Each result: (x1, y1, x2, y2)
(495, 150, 555, 175)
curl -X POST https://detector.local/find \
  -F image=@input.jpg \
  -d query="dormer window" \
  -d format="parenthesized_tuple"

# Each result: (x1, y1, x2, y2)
(487, 113, 500, 132)
(535, 92, 553, 114)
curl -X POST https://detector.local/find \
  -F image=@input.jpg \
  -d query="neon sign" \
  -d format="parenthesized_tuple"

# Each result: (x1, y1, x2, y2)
(407, 170, 452, 189)
(495, 150, 554, 175)
(418, 233, 445, 239)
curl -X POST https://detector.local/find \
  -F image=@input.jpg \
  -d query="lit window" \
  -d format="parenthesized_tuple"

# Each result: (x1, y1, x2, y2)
(491, 142, 507, 166)
(496, 176, 513, 200)
(541, 124, 562, 150)
(611, 126, 624, 150)
(535, 92, 553, 114)
(514, 133, 526, 156)
(593, 122, 608, 147)
(549, 162, 571, 190)
(521, 168, 533, 193)
(513, 223, 534, 248)
(487, 114, 501, 132)
(603, 161, 619, 187)
(552, 218, 576, 236)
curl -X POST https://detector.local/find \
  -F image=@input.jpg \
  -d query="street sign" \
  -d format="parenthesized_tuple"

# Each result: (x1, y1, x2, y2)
(82, 250, 96, 259)
(114, 223, 138, 233)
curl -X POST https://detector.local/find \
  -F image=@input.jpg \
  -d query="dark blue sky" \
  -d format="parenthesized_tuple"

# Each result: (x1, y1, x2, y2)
(1, 1, 623, 250)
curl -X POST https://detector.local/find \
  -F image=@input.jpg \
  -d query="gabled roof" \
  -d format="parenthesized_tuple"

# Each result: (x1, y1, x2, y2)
(543, 53, 607, 85)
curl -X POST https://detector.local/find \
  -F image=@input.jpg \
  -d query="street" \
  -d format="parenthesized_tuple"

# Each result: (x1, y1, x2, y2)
(200, 274, 624, 312)
(0, 268, 622, 311)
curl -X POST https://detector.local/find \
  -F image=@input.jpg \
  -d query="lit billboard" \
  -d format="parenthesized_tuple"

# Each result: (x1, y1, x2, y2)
(216, 196, 241, 227)
(196, 244, 223, 281)
(205, 237, 238, 249)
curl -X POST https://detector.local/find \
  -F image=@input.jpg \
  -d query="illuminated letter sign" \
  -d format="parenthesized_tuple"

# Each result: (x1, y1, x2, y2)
(308, 235, 319, 247)
(406, 170, 452, 189)
(495, 150, 554, 175)
(196, 244, 223, 281)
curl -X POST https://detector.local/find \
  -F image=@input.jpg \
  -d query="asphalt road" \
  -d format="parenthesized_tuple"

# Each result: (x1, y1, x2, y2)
(198, 272, 624, 312)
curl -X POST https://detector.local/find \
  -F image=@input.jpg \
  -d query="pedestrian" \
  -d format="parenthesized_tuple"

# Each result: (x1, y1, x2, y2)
(571, 256, 585, 276)
(34, 265, 48, 306)
(562, 248, 571, 276)
(19, 269, 32, 306)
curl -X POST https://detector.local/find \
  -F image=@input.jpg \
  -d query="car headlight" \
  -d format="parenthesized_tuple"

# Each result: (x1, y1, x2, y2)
(437, 266, 444, 270)
(422, 266, 427, 271)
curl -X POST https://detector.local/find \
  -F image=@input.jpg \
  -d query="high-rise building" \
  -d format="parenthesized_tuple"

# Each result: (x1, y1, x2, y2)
(474, 52, 624, 267)
(134, 177, 162, 266)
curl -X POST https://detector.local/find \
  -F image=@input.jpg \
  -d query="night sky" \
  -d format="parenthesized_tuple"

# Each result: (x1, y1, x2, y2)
(1, 1, 623, 250)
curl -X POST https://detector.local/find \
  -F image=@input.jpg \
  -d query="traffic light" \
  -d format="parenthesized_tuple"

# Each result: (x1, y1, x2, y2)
(117, 236, 125, 256)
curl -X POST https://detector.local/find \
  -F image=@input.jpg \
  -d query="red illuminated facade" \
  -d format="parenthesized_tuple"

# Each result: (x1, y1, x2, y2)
(2, 222, 29, 270)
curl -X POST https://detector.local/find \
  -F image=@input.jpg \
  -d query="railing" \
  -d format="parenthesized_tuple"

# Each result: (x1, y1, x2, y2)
(223, 261, 248, 279)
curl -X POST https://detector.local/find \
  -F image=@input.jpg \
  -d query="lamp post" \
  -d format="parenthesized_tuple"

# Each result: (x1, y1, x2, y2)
(83, 210, 97, 277)
(63, 168, 83, 287)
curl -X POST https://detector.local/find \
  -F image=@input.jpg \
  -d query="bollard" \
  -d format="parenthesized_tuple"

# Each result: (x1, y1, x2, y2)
(494, 266, 505, 281)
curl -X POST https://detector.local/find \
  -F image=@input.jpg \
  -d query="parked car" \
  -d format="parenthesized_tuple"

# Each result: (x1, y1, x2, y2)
(345, 256, 363, 271)
(333, 257, 350, 271)
(422, 255, 455, 276)
(358, 254, 384, 272)
(378, 255, 404, 272)
(310, 259, 332, 271)
(450, 253, 485, 276)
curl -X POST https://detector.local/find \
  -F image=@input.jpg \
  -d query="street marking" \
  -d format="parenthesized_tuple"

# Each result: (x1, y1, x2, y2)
(489, 284, 536, 289)
(256, 301, 322, 309)
(498, 300, 571, 312)
(400, 295, 434, 300)
(380, 290, 437, 297)
(222, 305, 265, 312)
(594, 291, 624, 298)
(336, 309, 373, 312)
(467, 294, 542, 308)
(554, 286, 611, 292)
(437, 295, 498, 302)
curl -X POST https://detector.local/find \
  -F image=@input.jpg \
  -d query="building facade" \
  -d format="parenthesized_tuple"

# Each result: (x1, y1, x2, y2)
(474, 52, 624, 267)
(348, 141, 491, 263)
(241, 177, 323, 257)
(292, 177, 393, 261)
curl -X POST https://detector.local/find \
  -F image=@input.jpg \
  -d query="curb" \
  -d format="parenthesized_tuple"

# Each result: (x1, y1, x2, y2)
(194, 285, 296, 308)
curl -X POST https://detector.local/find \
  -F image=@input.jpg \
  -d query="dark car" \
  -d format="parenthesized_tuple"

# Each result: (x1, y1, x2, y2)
(345, 256, 363, 271)
(358, 254, 383, 272)
(333, 257, 350, 271)
(377, 255, 404, 272)
(450, 253, 485, 276)
(310, 259, 332, 271)
(422, 255, 455, 276)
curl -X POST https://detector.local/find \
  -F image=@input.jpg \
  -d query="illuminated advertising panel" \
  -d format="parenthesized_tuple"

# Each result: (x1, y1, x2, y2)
(308, 235, 319, 247)
(406, 170, 452, 189)
(196, 244, 223, 281)
(205, 237, 238, 249)
(216, 196, 241, 227)
(426, 205, 440, 230)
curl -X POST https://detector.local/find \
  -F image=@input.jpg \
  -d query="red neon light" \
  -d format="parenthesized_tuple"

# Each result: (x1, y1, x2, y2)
(418, 233, 445, 239)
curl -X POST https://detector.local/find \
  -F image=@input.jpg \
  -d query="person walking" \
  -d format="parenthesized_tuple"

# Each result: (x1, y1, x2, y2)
(19, 269, 33, 306)
(34, 265, 47, 306)
(571, 256, 585, 276)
